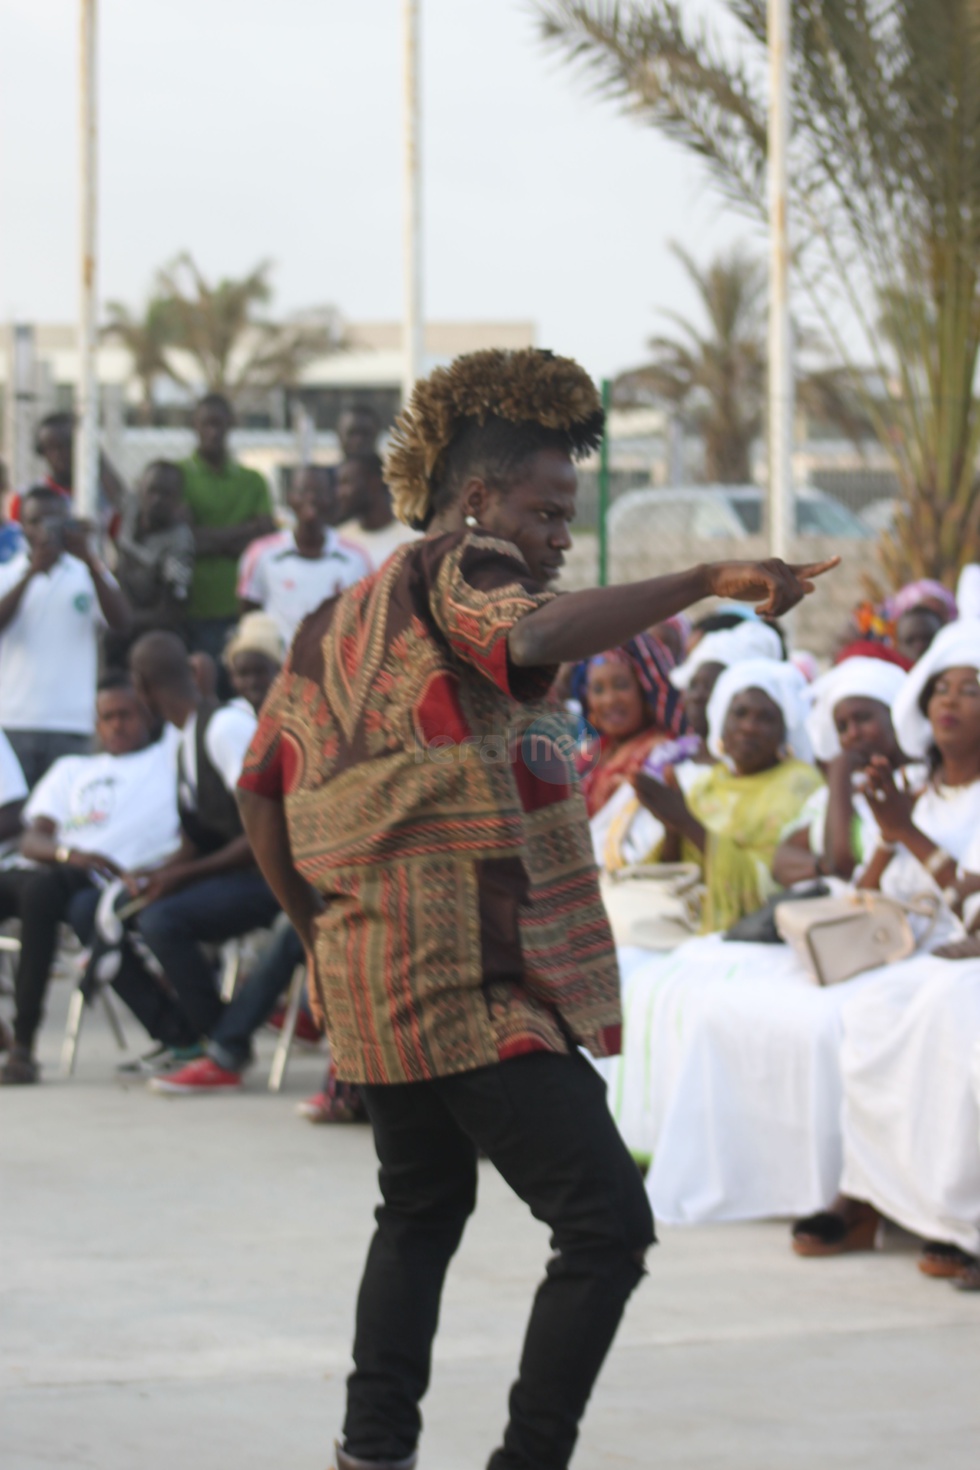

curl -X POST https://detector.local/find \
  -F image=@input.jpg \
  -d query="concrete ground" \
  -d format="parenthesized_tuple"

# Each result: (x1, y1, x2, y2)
(2, 986, 978, 1470)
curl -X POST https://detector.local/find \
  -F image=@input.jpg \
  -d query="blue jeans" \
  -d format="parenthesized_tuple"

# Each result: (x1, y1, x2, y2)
(208, 920, 305, 1072)
(136, 870, 280, 1039)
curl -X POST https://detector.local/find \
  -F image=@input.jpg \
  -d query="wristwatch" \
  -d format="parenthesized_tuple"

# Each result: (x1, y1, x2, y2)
(55, 844, 72, 865)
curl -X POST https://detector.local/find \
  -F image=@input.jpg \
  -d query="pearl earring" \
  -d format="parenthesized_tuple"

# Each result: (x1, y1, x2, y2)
(465, 514, 479, 529)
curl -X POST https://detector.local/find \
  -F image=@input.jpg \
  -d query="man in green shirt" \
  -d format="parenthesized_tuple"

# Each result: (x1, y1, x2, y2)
(180, 394, 275, 665)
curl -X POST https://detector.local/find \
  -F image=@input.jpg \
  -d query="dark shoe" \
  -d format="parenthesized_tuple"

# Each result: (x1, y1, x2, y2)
(0, 1044, 39, 1085)
(333, 1445, 417, 1470)
(954, 1261, 980, 1291)
(919, 1241, 978, 1279)
(792, 1200, 879, 1256)
(116, 1043, 203, 1079)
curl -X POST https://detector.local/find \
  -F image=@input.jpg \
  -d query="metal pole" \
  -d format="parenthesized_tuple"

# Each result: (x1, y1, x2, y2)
(402, 0, 424, 409)
(767, 0, 792, 561)
(76, 0, 100, 521)
(597, 377, 611, 587)
(8, 325, 38, 491)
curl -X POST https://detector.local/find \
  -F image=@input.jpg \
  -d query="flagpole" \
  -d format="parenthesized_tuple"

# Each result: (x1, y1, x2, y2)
(76, 0, 100, 520)
(767, 0, 792, 561)
(402, 0, 424, 408)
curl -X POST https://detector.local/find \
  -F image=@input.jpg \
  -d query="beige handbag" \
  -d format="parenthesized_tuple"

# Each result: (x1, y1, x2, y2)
(775, 891, 937, 987)
(599, 863, 702, 951)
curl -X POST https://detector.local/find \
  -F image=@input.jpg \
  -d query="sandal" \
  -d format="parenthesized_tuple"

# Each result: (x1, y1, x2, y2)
(919, 1241, 978, 1279)
(954, 1261, 980, 1292)
(792, 1202, 879, 1257)
(0, 1044, 39, 1086)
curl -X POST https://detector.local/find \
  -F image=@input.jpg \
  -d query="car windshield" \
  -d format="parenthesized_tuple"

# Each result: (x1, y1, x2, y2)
(728, 493, 866, 538)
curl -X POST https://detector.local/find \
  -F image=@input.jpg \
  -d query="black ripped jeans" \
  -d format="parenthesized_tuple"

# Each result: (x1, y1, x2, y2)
(344, 1049, 655, 1470)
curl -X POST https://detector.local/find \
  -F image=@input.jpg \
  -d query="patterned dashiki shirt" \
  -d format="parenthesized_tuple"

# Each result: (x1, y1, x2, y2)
(238, 529, 622, 1085)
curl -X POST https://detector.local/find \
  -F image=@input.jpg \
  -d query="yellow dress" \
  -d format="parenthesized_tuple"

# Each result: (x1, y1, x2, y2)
(688, 759, 825, 933)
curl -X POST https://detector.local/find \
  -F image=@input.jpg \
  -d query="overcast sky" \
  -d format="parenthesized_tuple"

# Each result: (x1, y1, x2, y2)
(0, 0, 751, 381)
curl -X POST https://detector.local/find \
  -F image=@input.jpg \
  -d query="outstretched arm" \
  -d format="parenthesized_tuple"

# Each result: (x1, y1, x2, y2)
(508, 557, 838, 667)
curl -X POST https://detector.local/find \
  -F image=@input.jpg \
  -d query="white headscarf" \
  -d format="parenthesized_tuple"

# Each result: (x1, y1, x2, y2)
(670, 620, 783, 691)
(957, 565, 980, 622)
(805, 657, 908, 763)
(707, 658, 812, 762)
(892, 618, 980, 758)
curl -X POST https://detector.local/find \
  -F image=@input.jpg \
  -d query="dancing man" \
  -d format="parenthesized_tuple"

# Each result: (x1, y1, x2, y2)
(237, 349, 836, 1470)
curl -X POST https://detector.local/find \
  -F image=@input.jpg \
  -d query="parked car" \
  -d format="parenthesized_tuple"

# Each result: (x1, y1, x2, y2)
(609, 484, 872, 541)
(858, 498, 900, 536)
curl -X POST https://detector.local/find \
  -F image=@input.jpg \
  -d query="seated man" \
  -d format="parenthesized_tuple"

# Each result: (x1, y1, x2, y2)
(0, 675, 190, 1085)
(148, 915, 310, 1093)
(237, 465, 370, 644)
(127, 632, 280, 1042)
(224, 611, 284, 714)
(107, 460, 195, 664)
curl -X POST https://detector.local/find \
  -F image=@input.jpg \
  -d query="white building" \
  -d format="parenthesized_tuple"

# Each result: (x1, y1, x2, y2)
(0, 318, 535, 496)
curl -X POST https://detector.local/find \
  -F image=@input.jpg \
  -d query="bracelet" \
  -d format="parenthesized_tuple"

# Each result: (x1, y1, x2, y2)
(876, 841, 897, 854)
(942, 885, 961, 911)
(925, 846, 953, 878)
(54, 843, 72, 865)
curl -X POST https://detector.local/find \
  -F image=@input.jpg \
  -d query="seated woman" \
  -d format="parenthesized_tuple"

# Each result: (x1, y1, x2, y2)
(793, 620, 980, 1277)
(667, 619, 784, 798)
(633, 658, 822, 932)
(616, 623, 980, 1221)
(576, 633, 688, 871)
(774, 650, 910, 886)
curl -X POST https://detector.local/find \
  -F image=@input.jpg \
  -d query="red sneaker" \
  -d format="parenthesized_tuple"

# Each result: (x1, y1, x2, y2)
(296, 1079, 365, 1123)
(149, 1057, 243, 1095)
(296, 1089, 329, 1121)
(267, 1007, 323, 1045)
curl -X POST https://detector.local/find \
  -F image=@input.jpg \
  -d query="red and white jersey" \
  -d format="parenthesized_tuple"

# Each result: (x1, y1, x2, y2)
(237, 529, 371, 643)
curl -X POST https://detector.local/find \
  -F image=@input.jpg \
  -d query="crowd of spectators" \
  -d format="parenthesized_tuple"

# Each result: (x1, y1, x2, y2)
(1, 405, 978, 1291)
(570, 580, 980, 1290)
(0, 395, 414, 1124)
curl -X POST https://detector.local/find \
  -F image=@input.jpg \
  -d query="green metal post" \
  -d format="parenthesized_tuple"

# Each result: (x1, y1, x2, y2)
(597, 376, 611, 587)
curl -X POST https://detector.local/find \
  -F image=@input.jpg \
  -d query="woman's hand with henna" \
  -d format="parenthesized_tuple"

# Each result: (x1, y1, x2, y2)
(863, 755, 917, 844)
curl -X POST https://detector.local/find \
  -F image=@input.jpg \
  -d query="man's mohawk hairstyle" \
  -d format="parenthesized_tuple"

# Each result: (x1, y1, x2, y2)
(385, 348, 605, 528)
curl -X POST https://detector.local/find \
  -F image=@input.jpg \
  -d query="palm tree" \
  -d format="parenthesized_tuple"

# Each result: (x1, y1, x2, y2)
(617, 241, 867, 484)
(155, 253, 345, 402)
(102, 296, 179, 423)
(616, 242, 766, 482)
(536, 0, 980, 586)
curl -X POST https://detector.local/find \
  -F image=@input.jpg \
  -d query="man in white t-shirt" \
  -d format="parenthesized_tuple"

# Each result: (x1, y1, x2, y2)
(0, 486, 132, 786)
(237, 466, 370, 643)
(127, 631, 280, 1044)
(0, 676, 188, 1085)
(334, 453, 419, 569)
